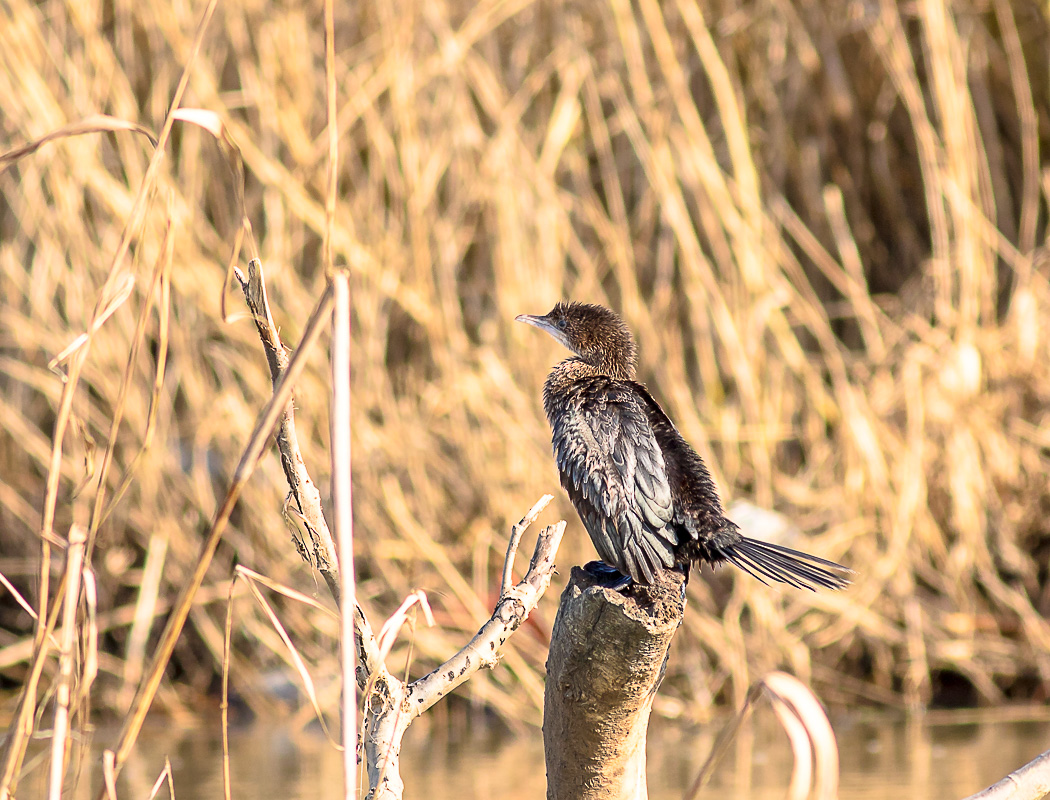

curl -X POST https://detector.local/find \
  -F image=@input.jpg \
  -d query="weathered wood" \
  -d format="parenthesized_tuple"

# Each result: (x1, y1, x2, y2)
(544, 568, 686, 800)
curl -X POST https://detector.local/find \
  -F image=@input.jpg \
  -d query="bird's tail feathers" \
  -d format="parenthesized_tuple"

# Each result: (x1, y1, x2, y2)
(720, 537, 852, 591)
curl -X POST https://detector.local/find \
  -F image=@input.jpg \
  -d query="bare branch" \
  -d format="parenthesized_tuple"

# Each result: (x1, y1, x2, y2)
(760, 673, 840, 800)
(236, 260, 386, 693)
(236, 262, 565, 800)
(354, 602, 384, 688)
(501, 494, 553, 598)
(686, 672, 841, 800)
(364, 519, 565, 800)
(411, 520, 565, 717)
(98, 266, 337, 800)
(235, 259, 341, 602)
(961, 748, 1050, 800)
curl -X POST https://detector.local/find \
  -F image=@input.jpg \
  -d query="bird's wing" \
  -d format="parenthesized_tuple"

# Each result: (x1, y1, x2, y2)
(551, 378, 676, 583)
(632, 384, 853, 590)
(630, 382, 724, 530)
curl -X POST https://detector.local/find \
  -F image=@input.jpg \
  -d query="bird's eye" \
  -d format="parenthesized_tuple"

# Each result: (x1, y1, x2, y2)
(556, 318, 568, 330)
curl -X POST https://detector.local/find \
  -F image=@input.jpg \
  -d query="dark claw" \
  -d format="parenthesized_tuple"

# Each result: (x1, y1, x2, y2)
(676, 563, 689, 606)
(583, 560, 634, 591)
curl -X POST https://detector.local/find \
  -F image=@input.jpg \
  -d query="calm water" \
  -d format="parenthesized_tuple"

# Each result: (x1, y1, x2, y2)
(17, 709, 1050, 798)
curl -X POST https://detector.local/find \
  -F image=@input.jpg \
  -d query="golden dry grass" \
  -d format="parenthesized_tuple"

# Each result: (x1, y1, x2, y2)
(1, 0, 1050, 756)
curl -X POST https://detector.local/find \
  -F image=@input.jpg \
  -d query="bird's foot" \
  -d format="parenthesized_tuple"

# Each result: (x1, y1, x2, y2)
(674, 563, 690, 607)
(583, 561, 633, 591)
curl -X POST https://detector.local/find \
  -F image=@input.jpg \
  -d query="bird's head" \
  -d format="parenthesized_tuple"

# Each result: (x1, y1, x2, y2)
(516, 302, 637, 379)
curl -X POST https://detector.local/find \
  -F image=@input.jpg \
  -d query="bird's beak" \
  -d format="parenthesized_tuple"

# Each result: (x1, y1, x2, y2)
(515, 313, 571, 350)
(515, 313, 547, 329)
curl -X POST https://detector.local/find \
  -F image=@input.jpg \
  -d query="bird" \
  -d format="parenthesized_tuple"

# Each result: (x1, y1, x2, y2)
(516, 301, 851, 591)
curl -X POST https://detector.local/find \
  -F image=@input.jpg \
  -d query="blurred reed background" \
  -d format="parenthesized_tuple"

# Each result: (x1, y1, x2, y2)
(1, 0, 1049, 735)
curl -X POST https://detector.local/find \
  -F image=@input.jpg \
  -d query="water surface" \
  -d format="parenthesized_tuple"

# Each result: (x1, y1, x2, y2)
(18, 708, 1050, 798)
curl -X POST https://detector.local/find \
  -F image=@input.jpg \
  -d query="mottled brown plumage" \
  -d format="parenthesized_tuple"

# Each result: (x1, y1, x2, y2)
(517, 301, 851, 590)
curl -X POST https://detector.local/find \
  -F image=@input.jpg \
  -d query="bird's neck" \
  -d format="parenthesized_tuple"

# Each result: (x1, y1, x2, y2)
(546, 356, 634, 387)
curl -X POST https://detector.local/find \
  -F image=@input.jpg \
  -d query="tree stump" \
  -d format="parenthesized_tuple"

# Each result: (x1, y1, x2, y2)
(544, 567, 687, 800)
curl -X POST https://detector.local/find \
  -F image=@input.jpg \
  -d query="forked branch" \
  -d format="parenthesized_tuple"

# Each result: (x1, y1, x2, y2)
(238, 261, 565, 799)
(364, 514, 564, 800)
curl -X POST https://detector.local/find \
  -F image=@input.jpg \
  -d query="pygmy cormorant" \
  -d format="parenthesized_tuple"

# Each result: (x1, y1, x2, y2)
(517, 301, 851, 590)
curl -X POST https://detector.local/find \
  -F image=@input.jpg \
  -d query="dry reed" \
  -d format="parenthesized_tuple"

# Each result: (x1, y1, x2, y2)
(1, 1, 1049, 780)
